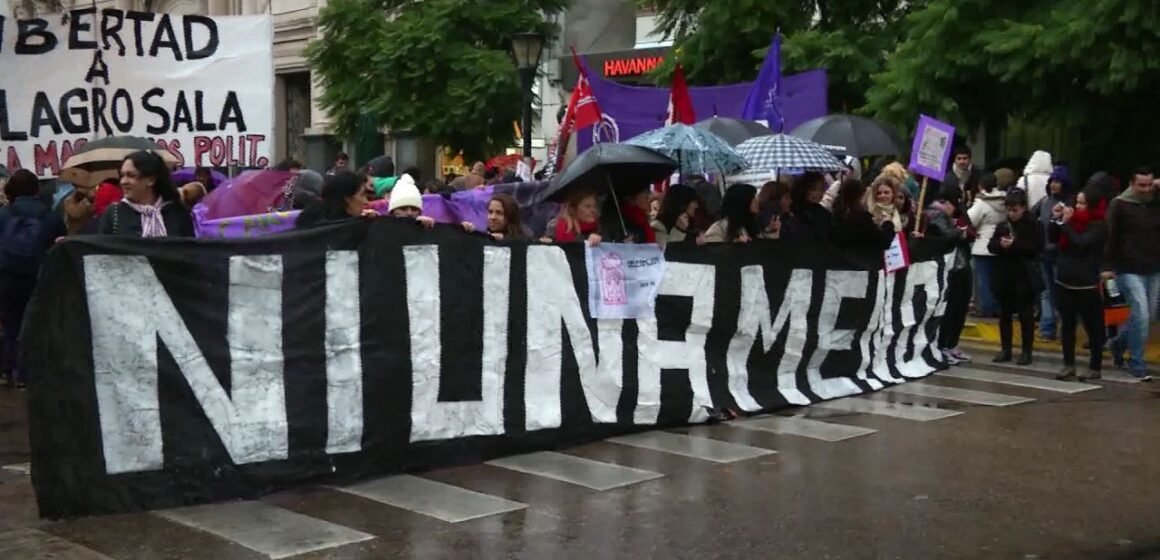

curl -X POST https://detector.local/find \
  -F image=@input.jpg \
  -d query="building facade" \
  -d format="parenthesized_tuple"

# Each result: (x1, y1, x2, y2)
(538, 1, 672, 166)
(7, 0, 670, 178)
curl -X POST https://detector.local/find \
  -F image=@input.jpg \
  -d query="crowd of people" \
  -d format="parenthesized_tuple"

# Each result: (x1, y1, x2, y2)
(0, 146, 1156, 390)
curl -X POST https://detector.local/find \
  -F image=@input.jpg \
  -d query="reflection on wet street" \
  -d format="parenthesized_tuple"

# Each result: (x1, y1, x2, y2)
(3, 363, 1160, 560)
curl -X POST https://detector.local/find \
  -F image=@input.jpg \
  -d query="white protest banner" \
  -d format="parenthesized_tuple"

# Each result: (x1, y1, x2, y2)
(883, 232, 911, 274)
(585, 243, 666, 319)
(0, 8, 273, 177)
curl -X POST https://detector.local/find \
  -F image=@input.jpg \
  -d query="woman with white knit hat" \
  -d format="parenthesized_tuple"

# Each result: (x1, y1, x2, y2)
(387, 174, 435, 228)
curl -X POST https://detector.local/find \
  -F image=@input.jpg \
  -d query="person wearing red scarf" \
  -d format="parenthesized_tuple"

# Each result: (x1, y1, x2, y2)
(616, 190, 657, 244)
(550, 190, 602, 245)
(1049, 186, 1110, 381)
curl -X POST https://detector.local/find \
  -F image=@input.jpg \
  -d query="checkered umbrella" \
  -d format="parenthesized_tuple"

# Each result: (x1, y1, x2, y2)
(624, 124, 748, 176)
(735, 134, 844, 173)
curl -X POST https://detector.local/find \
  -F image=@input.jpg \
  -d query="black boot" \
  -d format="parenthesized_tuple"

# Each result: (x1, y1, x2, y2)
(993, 351, 1012, 363)
(1018, 313, 1035, 366)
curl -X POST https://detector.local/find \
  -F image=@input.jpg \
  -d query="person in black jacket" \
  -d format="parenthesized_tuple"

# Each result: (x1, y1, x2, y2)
(921, 185, 974, 364)
(784, 171, 832, 242)
(1049, 186, 1109, 381)
(296, 171, 390, 229)
(830, 178, 895, 250)
(0, 170, 67, 389)
(988, 189, 1045, 364)
(96, 151, 195, 238)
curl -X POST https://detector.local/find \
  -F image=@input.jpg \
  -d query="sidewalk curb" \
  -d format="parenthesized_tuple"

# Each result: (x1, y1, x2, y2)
(956, 341, 1160, 376)
(960, 321, 1160, 362)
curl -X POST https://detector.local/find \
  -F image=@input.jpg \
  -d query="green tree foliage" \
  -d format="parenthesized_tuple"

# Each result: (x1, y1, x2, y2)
(643, 0, 911, 111)
(865, 0, 1160, 169)
(307, 0, 566, 160)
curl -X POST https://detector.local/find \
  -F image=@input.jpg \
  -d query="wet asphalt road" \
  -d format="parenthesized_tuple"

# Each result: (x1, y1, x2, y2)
(2, 358, 1159, 560)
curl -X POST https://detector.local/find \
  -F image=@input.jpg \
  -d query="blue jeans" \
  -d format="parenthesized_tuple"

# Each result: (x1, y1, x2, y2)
(1117, 272, 1160, 373)
(1039, 260, 1058, 337)
(973, 256, 999, 316)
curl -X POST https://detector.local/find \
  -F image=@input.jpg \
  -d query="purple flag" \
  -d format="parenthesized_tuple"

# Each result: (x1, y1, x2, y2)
(741, 34, 785, 132)
(578, 65, 826, 153)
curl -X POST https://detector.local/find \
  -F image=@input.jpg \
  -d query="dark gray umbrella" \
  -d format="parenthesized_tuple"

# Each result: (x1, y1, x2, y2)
(693, 117, 773, 146)
(545, 143, 677, 203)
(789, 114, 905, 158)
(546, 143, 677, 240)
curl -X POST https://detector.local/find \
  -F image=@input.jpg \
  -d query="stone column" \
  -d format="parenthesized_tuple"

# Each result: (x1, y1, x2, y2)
(242, 0, 265, 14)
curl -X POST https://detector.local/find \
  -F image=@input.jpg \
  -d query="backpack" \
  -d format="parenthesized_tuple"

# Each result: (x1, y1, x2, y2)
(0, 210, 50, 276)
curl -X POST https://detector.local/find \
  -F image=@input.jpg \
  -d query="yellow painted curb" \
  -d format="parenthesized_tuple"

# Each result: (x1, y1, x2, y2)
(959, 321, 1160, 361)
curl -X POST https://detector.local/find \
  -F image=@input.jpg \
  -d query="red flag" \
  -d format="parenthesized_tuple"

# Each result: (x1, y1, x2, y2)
(668, 63, 696, 125)
(570, 49, 603, 130)
(545, 50, 604, 175)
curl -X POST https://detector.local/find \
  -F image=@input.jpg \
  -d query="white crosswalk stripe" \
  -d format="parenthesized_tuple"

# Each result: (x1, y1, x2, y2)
(155, 500, 374, 559)
(813, 397, 964, 421)
(606, 431, 775, 463)
(886, 382, 1035, 407)
(730, 415, 878, 442)
(486, 451, 664, 491)
(939, 367, 1101, 394)
(336, 475, 527, 523)
(1, 463, 30, 475)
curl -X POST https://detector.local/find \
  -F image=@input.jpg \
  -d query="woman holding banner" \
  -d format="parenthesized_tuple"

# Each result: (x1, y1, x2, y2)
(546, 190, 603, 246)
(296, 171, 390, 229)
(97, 152, 195, 238)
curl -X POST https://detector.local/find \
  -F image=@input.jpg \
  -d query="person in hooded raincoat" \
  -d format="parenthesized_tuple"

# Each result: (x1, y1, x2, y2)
(1017, 150, 1053, 209)
(1028, 165, 1073, 340)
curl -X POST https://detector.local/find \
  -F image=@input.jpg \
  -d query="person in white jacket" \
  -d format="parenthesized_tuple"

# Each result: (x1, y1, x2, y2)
(967, 173, 1007, 316)
(1018, 150, 1053, 208)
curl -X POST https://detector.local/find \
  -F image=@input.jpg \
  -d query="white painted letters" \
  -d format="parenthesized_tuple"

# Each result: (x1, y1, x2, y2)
(804, 270, 871, 399)
(524, 246, 622, 430)
(635, 262, 716, 424)
(405, 245, 510, 442)
(325, 251, 363, 454)
(726, 267, 813, 407)
(86, 255, 288, 475)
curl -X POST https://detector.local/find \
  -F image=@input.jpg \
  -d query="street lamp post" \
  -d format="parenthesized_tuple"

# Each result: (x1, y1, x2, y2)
(510, 32, 544, 159)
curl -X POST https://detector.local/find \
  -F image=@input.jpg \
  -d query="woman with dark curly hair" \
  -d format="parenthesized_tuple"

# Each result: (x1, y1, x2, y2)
(97, 151, 194, 238)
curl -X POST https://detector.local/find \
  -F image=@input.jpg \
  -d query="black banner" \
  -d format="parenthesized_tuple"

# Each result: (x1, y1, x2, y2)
(23, 219, 953, 518)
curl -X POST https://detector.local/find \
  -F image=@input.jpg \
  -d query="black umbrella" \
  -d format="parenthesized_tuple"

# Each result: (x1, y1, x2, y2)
(789, 114, 905, 158)
(546, 143, 676, 240)
(693, 117, 773, 146)
(545, 143, 677, 202)
(60, 135, 178, 186)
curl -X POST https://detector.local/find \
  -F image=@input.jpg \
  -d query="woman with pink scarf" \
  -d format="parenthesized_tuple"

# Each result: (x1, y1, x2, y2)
(96, 151, 194, 238)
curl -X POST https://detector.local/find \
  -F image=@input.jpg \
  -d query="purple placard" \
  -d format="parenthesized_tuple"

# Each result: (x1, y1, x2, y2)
(908, 115, 955, 181)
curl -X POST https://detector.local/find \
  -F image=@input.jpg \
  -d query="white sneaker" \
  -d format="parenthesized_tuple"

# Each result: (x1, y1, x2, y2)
(942, 349, 962, 365)
(948, 348, 972, 363)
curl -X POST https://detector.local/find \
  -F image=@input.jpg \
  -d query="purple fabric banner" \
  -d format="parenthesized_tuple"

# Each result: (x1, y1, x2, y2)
(578, 69, 828, 152)
(195, 181, 561, 239)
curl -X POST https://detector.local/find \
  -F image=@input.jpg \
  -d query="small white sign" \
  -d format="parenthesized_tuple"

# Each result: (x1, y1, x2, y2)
(585, 243, 666, 319)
